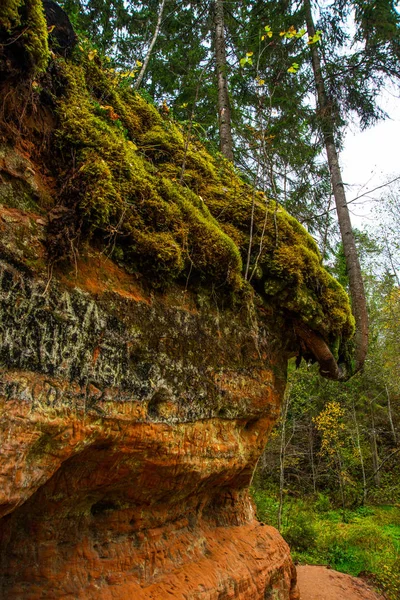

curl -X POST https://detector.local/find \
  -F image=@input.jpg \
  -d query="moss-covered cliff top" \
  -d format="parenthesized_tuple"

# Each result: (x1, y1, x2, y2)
(0, 0, 355, 372)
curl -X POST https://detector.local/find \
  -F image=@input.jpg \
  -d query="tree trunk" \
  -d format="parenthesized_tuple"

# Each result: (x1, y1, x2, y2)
(369, 399, 380, 487)
(213, 0, 234, 161)
(309, 417, 317, 494)
(386, 385, 397, 446)
(133, 0, 166, 91)
(336, 451, 346, 517)
(278, 384, 291, 531)
(352, 399, 367, 504)
(304, 0, 368, 374)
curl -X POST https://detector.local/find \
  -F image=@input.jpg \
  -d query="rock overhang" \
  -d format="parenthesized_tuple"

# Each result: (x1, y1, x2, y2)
(0, 2, 358, 597)
(0, 0, 354, 375)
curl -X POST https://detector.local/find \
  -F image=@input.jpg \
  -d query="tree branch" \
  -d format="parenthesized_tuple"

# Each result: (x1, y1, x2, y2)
(293, 321, 346, 381)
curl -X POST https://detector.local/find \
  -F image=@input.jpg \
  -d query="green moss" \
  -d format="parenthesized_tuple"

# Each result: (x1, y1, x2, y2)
(0, 0, 23, 30)
(54, 61, 242, 288)
(23, 0, 49, 71)
(46, 53, 354, 348)
(0, 0, 49, 72)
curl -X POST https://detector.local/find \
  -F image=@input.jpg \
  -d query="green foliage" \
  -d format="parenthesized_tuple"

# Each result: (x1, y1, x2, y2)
(314, 493, 331, 513)
(282, 512, 317, 552)
(252, 492, 400, 600)
(250, 487, 279, 526)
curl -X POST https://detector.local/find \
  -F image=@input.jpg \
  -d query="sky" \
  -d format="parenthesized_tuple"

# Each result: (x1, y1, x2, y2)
(339, 93, 400, 229)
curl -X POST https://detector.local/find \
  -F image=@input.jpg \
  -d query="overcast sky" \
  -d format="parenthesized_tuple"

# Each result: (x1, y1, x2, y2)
(340, 91, 400, 229)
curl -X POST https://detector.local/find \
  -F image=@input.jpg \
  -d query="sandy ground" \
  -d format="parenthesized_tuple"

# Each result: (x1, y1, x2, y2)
(296, 565, 385, 600)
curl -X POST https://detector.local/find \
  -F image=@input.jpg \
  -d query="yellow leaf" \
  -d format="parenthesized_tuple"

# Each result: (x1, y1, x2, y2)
(88, 50, 97, 61)
(308, 31, 322, 45)
(136, 60, 143, 67)
(261, 35, 265, 41)
(287, 62, 299, 73)
(47, 25, 55, 33)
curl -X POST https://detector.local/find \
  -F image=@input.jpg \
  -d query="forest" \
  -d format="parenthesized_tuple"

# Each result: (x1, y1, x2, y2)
(55, 0, 400, 597)
(1, 0, 400, 598)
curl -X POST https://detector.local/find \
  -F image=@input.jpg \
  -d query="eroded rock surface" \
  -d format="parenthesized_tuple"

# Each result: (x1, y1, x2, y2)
(0, 6, 351, 593)
(0, 200, 299, 598)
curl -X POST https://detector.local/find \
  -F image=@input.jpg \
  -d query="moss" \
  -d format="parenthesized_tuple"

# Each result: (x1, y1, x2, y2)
(33, 52, 354, 348)
(52, 61, 243, 289)
(77, 155, 123, 229)
(0, 0, 49, 72)
(127, 230, 184, 278)
(0, 0, 23, 30)
(23, 0, 49, 71)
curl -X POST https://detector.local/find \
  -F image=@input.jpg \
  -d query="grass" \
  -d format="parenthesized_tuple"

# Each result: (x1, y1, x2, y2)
(251, 489, 400, 600)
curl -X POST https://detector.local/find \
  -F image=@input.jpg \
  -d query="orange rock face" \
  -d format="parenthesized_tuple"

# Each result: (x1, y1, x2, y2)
(0, 197, 299, 599)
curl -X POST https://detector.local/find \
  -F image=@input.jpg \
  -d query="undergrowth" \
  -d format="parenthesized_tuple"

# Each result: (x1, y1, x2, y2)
(252, 490, 400, 600)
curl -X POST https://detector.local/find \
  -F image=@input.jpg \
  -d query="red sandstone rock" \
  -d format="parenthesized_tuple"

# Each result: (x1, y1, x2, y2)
(0, 154, 299, 599)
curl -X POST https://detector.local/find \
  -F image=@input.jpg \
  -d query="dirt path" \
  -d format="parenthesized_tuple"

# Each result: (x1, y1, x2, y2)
(296, 565, 385, 600)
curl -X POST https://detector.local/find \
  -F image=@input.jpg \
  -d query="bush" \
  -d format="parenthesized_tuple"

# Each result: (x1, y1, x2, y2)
(375, 561, 400, 600)
(314, 493, 331, 513)
(282, 512, 317, 552)
(251, 488, 279, 527)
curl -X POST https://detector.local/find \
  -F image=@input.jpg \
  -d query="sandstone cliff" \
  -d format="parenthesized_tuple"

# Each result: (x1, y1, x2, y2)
(0, 216, 298, 598)
(0, 3, 353, 598)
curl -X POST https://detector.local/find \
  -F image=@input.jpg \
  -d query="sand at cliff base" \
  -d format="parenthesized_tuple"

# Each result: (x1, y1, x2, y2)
(297, 565, 385, 600)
